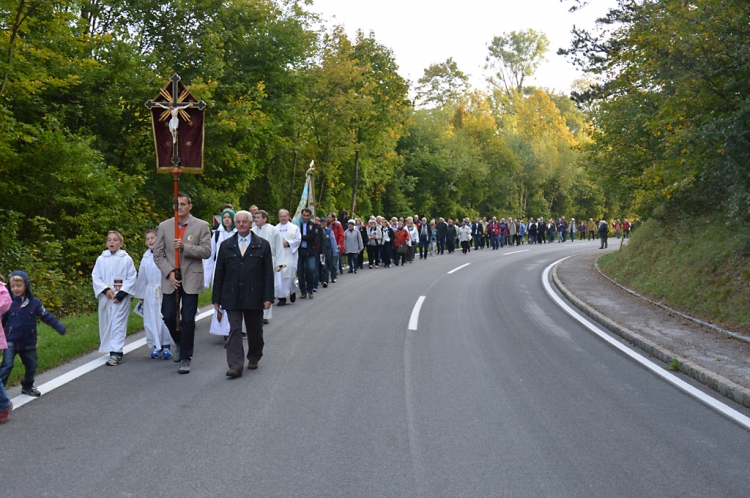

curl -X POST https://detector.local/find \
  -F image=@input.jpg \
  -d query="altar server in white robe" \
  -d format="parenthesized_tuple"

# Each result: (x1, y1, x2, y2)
(203, 208, 237, 289)
(252, 209, 286, 321)
(275, 209, 300, 306)
(92, 231, 137, 366)
(133, 229, 173, 359)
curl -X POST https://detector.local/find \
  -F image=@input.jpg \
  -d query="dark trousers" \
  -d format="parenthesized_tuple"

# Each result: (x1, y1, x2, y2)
(367, 245, 379, 266)
(380, 244, 391, 266)
(320, 250, 332, 283)
(226, 309, 264, 370)
(600, 235, 608, 248)
(588, 230, 596, 240)
(461, 240, 470, 254)
(298, 250, 317, 293)
(162, 292, 199, 361)
(0, 343, 38, 390)
(419, 239, 429, 258)
(438, 236, 446, 254)
(473, 235, 482, 249)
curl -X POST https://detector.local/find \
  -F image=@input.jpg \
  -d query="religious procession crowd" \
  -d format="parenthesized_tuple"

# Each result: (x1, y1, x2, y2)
(0, 191, 630, 423)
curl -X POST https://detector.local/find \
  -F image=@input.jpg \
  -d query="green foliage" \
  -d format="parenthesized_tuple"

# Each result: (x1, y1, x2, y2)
(563, 0, 750, 221)
(486, 29, 550, 96)
(1, 2, 607, 315)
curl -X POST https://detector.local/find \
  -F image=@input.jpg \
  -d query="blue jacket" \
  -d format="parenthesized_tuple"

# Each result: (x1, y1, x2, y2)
(1, 271, 66, 351)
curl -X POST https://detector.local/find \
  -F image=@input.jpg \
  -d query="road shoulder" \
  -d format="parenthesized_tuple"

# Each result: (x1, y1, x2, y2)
(554, 249, 750, 408)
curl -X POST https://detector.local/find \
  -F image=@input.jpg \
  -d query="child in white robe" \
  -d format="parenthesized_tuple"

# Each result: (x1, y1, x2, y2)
(92, 231, 137, 366)
(133, 229, 172, 359)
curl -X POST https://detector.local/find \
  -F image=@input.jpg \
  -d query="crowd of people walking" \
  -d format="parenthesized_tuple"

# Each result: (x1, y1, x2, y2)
(0, 191, 630, 423)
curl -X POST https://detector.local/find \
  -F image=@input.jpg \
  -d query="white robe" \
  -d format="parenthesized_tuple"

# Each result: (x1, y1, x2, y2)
(275, 221, 301, 300)
(133, 250, 171, 350)
(92, 249, 137, 353)
(206, 229, 237, 337)
(203, 227, 237, 289)
(252, 223, 287, 320)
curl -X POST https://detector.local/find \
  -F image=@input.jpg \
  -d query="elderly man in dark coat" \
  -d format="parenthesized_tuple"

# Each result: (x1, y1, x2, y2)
(212, 210, 274, 378)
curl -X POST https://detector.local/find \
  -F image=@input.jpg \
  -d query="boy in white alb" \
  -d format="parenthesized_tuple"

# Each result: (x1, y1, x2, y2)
(92, 231, 137, 366)
(134, 229, 173, 359)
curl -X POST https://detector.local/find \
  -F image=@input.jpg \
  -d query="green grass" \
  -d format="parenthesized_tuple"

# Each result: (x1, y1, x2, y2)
(599, 216, 750, 335)
(4, 288, 213, 387)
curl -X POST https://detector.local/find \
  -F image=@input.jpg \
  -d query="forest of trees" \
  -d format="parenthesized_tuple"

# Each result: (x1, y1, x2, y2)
(4, 0, 743, 314)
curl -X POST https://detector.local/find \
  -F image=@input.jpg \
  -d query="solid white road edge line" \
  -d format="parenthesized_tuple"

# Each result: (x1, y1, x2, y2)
(408, 296, 427, 331)
(543, 257, 750, 430)
(503, 249, 529, 255)
(447, 263, 470, 274)
(11, 308, 215, 411)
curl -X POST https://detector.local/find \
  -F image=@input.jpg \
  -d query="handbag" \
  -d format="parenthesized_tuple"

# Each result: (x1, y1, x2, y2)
(397, 243, 408, 255)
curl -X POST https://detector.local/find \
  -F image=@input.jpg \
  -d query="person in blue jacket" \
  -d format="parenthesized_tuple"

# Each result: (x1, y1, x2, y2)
(0, 271, 66, 397)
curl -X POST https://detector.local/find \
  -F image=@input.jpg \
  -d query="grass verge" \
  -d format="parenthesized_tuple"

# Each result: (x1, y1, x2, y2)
(4, 289, 213, 387)
(598, 216, 750, 335)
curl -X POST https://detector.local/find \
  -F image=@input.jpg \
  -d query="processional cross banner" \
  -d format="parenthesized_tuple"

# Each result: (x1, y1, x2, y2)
(145, 73, 207, 173)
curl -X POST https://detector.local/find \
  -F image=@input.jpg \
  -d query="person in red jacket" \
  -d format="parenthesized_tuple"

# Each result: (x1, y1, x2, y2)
(327, 212, 345, 276)
(393, 222, 410, 266)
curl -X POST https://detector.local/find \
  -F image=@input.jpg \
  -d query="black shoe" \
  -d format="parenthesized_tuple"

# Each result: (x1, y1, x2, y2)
(263, 319, 269, 324)
(22, 387, 41, 397)
(290, 292, 296, 303)
(354, 270, 357, 273)
(331, 278, 336, 283)
(301, 293, 308, 299)
(369, 265, 373, 269)
(278, 298, 287, 306)
(322, 282, 328, 288)
(348, 270, 354, 273)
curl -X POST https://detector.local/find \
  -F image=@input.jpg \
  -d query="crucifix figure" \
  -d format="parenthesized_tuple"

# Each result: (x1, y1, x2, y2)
(146, 73, 206, 165)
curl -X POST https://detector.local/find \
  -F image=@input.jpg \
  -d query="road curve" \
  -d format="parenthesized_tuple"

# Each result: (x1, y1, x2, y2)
(2, 240, 748, 497)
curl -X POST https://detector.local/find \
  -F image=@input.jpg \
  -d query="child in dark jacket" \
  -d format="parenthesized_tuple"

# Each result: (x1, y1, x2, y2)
(0, 270, 66, 397)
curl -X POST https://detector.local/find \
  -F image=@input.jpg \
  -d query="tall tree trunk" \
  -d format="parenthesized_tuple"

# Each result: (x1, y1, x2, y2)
(350, 149, 360, 214)
(288, 149, 298, 212)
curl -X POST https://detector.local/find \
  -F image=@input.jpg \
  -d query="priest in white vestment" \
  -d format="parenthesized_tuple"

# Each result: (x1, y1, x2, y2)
(275, 209, 301, 305)
(252, 209, 286, 321)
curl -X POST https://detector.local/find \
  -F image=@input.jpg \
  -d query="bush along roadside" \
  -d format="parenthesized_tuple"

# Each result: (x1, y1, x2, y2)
(598, 216, 750, 335)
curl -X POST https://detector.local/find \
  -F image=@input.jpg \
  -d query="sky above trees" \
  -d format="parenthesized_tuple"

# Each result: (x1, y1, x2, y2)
(311, 0, 617, 93)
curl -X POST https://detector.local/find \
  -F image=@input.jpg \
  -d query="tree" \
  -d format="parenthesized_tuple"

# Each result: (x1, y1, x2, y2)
(485, 29, 549, 96)
(415, 57, 470, 108)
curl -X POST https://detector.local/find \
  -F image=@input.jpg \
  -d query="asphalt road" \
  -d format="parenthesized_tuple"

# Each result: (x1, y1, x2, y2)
(3, 240, 749, 497)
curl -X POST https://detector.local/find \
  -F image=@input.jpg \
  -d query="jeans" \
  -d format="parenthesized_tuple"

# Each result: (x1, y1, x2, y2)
(330, 254, 339, 280)
(297, 250, 317, 293)
(0, 380, 8, 410)
(569, 231, 575, 241)
(419, 239, 429, 258)
(548, 231, 555, 243)
(438, 236, 446, 254)
(474, 235, 482, 250)
(0, 343, 38, 390)
(347, 253, 358, 271)
(162, 292, 199, 361)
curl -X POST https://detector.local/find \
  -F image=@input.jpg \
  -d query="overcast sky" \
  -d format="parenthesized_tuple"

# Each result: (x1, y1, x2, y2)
(310, 0, 616, 95)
